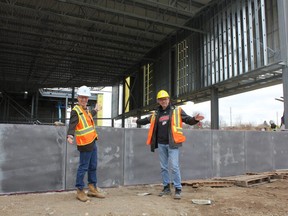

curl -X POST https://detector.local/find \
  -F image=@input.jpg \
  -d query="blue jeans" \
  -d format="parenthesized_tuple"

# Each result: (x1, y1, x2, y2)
(158, 144, 182, 189)
(75, 141, 97, 190)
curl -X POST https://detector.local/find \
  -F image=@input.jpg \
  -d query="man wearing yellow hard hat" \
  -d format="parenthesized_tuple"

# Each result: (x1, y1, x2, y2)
(136, 90, 204, 199)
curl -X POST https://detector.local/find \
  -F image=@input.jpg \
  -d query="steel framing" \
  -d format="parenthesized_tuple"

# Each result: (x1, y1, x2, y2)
(0, 0, 287, 128)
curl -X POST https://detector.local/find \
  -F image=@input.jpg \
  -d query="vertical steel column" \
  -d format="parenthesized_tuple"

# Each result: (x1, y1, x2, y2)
(260, 0, 268, 66)
(211, 87, 219, 129)
(242, 0, 249, 72)
(227, 3, 233, 79)
(248, 0, 255, 70)
(282, 71, 288, 130)
(177, 43, 181, 94)
(277, 0, 288, 129)
(210, 15, 215, 85)
(218, 5, 224, 82)
(188, 36, 195, 91)
(3, 96, 8, 121)
(200, 18, 204, 89)
(207, 22, 211, 86)
(143, 65, 146, 105)
(222, 6, 228, 80)
(254, 0, 261, 67)
(122, 78, 126, 128)
(31, 94, 35, 121)
(204, 21, 208, 87)
(65, 96, 68, 126)
(184, 41, 187, 93)
(35, 90, 39, 121)
(214, 11, 219, 84)
(136, 110, 141, 128)
(232, 0, 237, 77)
(71, 87, 75, 109)
(237, 0, 243, 75)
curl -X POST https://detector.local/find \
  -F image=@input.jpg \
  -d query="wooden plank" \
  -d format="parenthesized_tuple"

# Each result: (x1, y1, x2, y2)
(216, 174, 271, 187)
(183, 171, 288, 189)
(246, 170, 288, 180)
(182, 179, 235, 188)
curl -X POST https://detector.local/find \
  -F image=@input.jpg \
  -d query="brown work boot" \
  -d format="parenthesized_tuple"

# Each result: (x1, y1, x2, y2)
(87, 184, 105, 198)
(76, 189, 90, 202)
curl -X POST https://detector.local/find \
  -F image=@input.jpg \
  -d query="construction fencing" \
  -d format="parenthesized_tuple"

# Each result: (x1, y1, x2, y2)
(0, 124, 287, 194)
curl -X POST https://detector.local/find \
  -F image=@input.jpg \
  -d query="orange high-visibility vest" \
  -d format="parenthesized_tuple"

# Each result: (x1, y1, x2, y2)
(146, 107, 186, 145)
(73, 105, 98, 146)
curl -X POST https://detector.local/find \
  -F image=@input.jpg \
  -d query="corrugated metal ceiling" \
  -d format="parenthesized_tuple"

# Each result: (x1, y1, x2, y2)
(0, 0, 212, 93)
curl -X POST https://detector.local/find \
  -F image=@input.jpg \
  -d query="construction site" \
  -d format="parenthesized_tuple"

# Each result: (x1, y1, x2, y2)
(0, 0, 288, 215)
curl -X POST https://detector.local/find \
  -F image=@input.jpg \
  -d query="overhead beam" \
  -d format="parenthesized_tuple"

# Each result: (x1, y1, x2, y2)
(0, 43, 135, 67)
(57, 0, 206, 34)
(0, 2, 166, 42)
(130, 0, 200, 17)
(0, 19, 156, 51)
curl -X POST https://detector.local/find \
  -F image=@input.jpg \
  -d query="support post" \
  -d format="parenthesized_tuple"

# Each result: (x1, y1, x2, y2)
(211, 87, 219, 129)
(277, 0, 288, 129)
(122, 78, 126, 128)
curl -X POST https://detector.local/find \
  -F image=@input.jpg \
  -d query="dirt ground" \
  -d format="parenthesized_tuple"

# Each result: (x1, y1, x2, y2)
(0, 179, 287, 216)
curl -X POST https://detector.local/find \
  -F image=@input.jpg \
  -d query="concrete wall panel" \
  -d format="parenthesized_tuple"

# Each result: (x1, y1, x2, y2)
(212, 131, 246, 177)
(0, 124, 65, 194)
(273, 132, 288, 169)
(181, 130, 213, 180)
(245, 131, 274, 172)
(124, 129, 161, 185)
(65, 127, 124, 189)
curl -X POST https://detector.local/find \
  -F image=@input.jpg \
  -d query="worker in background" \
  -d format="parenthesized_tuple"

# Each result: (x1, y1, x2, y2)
(269, 120, 278, 131)
(280, 112, 285, 130)
(67, 85, 105, 202)
(263, 120, 269, 131)
(136, 90, 204, 200)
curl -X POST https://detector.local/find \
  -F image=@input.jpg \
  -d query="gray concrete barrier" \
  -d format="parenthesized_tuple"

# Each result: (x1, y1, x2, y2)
(0, 124, 287, 194)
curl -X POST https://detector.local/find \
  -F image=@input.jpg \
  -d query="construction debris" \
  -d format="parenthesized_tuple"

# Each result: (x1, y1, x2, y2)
(191, 199, 212, 205)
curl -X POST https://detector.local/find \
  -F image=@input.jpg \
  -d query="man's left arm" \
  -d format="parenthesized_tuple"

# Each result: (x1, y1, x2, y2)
(180, 108, 204, 125)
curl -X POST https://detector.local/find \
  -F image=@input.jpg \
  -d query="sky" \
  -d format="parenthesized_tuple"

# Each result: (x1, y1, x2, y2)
(182, 84, 284, 126)
(102, 84, 284, 127)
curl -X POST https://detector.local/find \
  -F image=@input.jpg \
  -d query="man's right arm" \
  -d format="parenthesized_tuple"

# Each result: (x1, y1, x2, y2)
(136, 116, 151, 125)
(67, 110, 78, 142)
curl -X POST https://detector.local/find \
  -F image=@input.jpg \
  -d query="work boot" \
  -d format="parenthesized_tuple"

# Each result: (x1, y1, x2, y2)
(174, 188, 181, 199)
(159, 185, 171, 196)
(87, 184, 105, 198)
(76, 189, 90, 202)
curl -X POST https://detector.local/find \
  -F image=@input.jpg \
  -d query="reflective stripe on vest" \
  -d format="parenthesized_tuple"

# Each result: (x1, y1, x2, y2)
(146, 113, 156, 145)
(73, 105, 98, 146)
(171, 107, 186, 143)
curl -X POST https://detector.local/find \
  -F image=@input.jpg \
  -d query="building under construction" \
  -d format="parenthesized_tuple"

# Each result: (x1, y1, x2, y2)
(0, 0, 287, 194)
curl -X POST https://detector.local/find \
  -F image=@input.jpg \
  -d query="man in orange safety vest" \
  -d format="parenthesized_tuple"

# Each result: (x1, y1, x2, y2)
(136, 90, 204, 199)
(67, 85, 105, 202)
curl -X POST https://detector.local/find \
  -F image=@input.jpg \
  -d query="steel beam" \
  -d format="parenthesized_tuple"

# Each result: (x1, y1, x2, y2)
(58, 0, 207, 34)
(211, 87, 219, 129)
(277, 0, 288, 129)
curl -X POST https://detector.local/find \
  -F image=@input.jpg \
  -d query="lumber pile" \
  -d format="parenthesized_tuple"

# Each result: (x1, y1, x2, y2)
(183, 170, 288, 188)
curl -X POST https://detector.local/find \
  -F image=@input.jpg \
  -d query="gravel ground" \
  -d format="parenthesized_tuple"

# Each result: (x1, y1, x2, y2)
(0, 179, 288, 216)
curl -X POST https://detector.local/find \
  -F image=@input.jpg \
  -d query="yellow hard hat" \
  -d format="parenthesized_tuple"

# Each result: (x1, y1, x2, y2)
(157, 90, 170, 99)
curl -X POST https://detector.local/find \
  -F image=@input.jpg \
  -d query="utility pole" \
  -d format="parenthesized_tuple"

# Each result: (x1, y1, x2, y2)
(230, 107, 232, 126)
